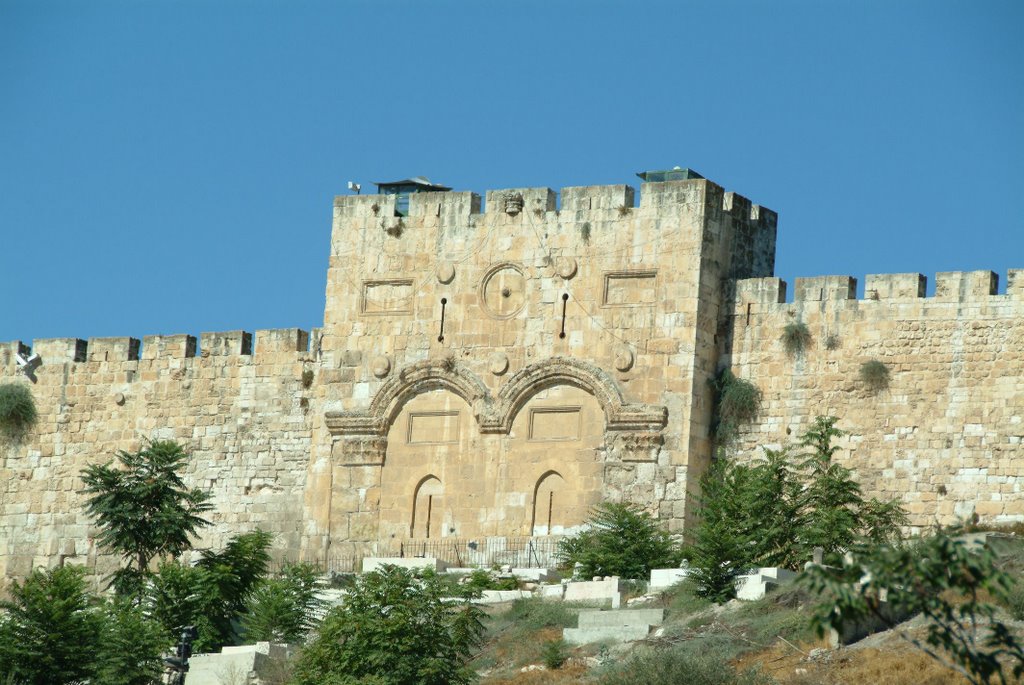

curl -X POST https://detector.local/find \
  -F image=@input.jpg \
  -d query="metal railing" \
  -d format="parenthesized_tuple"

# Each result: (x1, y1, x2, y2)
(392, 536, 564, 569)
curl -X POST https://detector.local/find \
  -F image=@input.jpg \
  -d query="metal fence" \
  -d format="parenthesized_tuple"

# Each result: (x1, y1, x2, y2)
(268, 536, 565, 575)
(391, 536, 564, 569)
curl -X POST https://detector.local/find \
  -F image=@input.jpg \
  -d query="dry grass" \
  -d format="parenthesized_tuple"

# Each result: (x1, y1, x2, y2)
(481, 660, 590, 684)
(733, 640, 995, 685)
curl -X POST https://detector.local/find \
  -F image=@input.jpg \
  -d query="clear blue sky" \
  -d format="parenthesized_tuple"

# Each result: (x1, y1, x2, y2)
(2, 0, 1021, 344)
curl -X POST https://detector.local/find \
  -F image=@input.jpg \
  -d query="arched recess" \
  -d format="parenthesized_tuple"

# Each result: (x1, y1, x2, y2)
(373, 359, 490, 430)
(531, 471, 566, 536)
(485, 356, 666, 434)
(411, 475, 443, 539)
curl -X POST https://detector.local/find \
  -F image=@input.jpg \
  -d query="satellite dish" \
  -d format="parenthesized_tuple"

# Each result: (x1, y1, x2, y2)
(347, 181, 361, 194)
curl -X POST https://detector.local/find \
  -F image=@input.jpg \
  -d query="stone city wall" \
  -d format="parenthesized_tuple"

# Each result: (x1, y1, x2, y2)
(0, 329, 314, 585)
(729, 270, 1024, 529)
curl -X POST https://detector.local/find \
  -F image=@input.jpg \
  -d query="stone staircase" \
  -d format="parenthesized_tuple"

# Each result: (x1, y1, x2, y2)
(563, 608, 664, 645)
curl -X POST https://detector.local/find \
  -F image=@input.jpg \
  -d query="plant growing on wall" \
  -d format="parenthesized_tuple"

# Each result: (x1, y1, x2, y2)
(859, 359, 890, 392)
(383, 217, 405, 238)
(81, 440, 213, 595)
(580, 221, 592, 244)
(709, 369, 761, 445)
(781, 321, 812, 357)
(0, 382, 37, 440)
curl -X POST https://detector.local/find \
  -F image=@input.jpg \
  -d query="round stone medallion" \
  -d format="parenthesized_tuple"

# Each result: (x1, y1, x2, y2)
(480, 263, 527, 319)
(489, 352, 509, 376)
(555, 256, 578, 280)
(613, 344, 635, 372)
(436, 261, 456, 284)
(371, 355, 392, 379)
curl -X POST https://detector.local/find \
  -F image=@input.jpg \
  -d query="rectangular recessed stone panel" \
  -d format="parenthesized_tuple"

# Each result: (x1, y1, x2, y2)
(603, 271, 658, 306)
(529, 407, 581, 441)
(361, 279, 414, 315)
(407, 411, 460, 444)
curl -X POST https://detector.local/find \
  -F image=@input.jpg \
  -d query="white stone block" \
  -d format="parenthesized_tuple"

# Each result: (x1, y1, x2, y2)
(649, 567, 690, 591)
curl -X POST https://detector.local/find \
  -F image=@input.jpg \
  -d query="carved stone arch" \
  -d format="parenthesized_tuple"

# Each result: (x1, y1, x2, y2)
(411, 474, 443, 539)
(481, 356, 667, 434)
(325, 358, 492, 437)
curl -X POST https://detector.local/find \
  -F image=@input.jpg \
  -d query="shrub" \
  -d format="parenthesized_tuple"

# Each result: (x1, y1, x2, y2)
(243, 563, 326, 643)
(384, 218, 405, 238)
(824, 333, 841, 350)
(0, 566, 103, 685)
(598, 647, 771, 685)
(859, 359, 890, 392)
(461, 568, 519, 592)
(94, 600, 170, 685)
(148, 530, 273, 652)
(540, 638, 568, 670)
(557, 502, 680, 580)
(292, 565, 484, 685)
(0, 382, 37, 439)
(580, 221, 591, 244)
(301, 369, 314, 388)
(710, 369, 761, 444)
(781, 321, 812, 357)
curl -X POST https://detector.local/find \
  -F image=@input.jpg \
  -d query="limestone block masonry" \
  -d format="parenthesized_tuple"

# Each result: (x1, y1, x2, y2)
(1, 174, 1020, 586)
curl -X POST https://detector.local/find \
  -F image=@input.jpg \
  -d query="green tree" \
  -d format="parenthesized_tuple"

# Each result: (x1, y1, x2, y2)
(686, 416, 906, 600)
(0, 565, 103, 685)
(803, 532, 1024, 684)
(242, 562, 325, 643)
(557, 502, 680, 579)
(797, 417, 906, 562)
(81, 440, 213, 594)
(685, 459, 759, 601)
(148, 530, 273, 652)
(292, 565, 484, 685)
(93, 600, 169, 685)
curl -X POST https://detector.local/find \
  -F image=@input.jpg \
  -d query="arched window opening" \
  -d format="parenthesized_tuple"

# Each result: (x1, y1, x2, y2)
(411, 475, 443, 539)
(531, 471, 566, 536)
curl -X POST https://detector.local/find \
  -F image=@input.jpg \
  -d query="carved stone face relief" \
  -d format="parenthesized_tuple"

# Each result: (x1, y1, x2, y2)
(480, 263, 527, 319)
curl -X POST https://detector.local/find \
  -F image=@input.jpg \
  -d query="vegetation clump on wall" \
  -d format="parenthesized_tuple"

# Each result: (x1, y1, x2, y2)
(0, 383, 37, 440)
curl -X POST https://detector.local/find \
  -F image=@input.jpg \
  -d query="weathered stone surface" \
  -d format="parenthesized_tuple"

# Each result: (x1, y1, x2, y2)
(1, 172, 1019, 587)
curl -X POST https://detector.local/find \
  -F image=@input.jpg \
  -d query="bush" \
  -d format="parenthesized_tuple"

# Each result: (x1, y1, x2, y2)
(540, 638, 568, 669)
(292, 565, 485, 685)
(0, 566, 103, 685)
(148, 530, 273, 652)
(557, 502, 680, 579)
(0, 382, 37, 439)
(243, 562, 326, 643)
(859, 359, 890, 392)
(781, 321, 812, 357)
(709, 369, 761, 444)
(94, 600, 170, 685)
(598, 647, 771, 685)
(461, 568, 519, 593)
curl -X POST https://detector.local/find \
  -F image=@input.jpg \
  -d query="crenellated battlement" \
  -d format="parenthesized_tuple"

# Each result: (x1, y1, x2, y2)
(1, 328, 317, 376)
(736, 269, 1022, 308)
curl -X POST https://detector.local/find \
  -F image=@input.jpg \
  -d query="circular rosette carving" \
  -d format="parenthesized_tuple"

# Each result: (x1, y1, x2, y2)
(370, 355, 392, 379)
(480, 263, 527, 319)
(613, 344, 635, 372)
